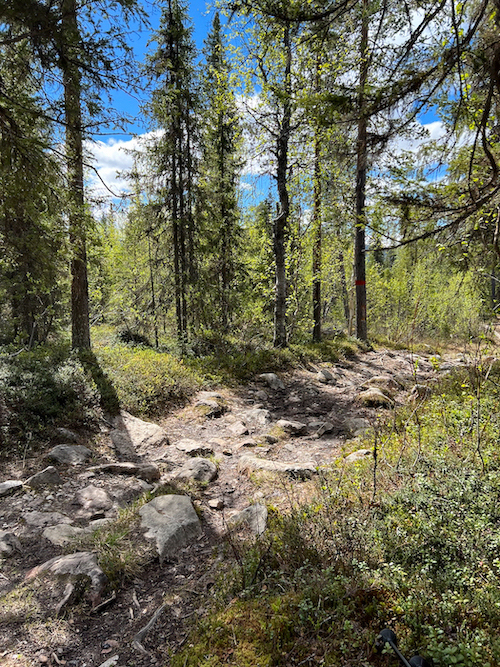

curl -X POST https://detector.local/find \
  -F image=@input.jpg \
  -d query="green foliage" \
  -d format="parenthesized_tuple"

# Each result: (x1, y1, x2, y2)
(94, 341, 203, 416)
(367, 246, 484, 344)
(0, 345, 100, 456)
(172, 356, 500, 667)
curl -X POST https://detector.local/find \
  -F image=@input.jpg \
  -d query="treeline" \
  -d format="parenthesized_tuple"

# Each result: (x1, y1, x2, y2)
(1, 0, 499, 352)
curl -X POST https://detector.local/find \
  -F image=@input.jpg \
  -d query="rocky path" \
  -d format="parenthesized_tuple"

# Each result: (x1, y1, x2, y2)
(0, 348, 472, 667)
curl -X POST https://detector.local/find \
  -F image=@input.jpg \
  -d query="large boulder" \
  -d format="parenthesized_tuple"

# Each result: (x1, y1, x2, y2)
(139, 495, 202, 563)
(46, 444, 92, 466)
(111, 411, 169, 458)
(173, 458, 218, 484)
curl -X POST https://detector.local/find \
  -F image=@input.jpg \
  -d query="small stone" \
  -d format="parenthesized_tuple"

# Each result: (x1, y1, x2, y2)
(88, 462, 161, 482)
(358, 389, 394, 407)
(316, 422, 334, 436)
(43, 524, 85, 546)
(258, 373, 285, 390)
(76, 485, 113, 512)
(47, 445, 92, 466)
(276, 419, 307, 435)
(0, 530, 21, 557)
(246, 408, 272, 425)
(240, 438, 257, 448)
(229, 504, 268, 535)
(255, 390, 268, 401)
(24, 511, 73, 527)
(173, 458, 218, 484)
(344, 448, 372, 463)
(208, 499, 224, 510)
(0, 480, 23, 497)
(25, 466, 63, 488)
(262, 434, 278, 444)
(175, 439, 214, 457)
(228, 421, 249, 437)
(317, 369, 334, 384)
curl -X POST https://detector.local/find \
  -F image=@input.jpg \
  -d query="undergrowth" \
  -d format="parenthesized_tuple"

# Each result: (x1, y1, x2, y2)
(171, 359, 500, 667)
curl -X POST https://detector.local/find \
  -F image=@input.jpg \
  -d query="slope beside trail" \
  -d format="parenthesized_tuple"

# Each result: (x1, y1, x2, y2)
(0, 347, 472, 666)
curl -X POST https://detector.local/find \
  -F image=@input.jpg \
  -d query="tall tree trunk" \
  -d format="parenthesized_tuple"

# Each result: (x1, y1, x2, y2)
(354, 0, 369, 342)
(312, 66, 322, 342)
(61, 0, 91, 350)
(273, 23, 292, 349)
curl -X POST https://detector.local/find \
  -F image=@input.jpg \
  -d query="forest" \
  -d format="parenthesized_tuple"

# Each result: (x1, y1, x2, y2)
(2, 0, 500, 666)
(1, 0, 499, 352)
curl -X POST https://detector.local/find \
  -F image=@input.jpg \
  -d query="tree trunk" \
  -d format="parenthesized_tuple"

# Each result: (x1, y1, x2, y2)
(312, 88, 322, 343)
(273, 24, 292, 349)
(354, 0, 369, 342)
(61, 0, 91, 350)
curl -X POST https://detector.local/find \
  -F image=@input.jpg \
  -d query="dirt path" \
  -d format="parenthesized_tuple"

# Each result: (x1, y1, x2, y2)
(0, 347, 466, 667)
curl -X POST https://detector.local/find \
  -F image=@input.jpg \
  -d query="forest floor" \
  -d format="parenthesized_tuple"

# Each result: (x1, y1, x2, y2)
(0, 344, 480, 667)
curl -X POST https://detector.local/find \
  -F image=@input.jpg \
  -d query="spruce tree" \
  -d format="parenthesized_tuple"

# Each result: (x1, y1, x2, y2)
(198, 12, 242, 333)
(145, 0, 199, 350)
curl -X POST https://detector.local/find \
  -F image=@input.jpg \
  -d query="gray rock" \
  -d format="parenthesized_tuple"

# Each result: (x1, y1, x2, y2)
(175, 439, 214, 457)
(0, 480, 23, 497)
(228, 421, 249, 437)
(88, 462, 161, 482)
(27, 551, 107, 596)
(255, 390, 268, 401)
(229, 504, 268, 535)
(47, 444, 92, 466)
(246, 408, 272, 425)
(208, 498, 224, 510)
(358, 388, 394, 407)
(76, 485, 113, 512)
(258, 373, 285, 390)
(0, 531, 21, 557)
(139, 495, 202, 563)
(276, 419, 307, 435)
(111, 411, 169, 457)
(173, 458, 218, 484)
(317, 369, 335, 384)
(194, 392, 227, 417)
(25, 466, 63, 489)
(43, 524, 85, 546)
(361, 375, 401, 393)
(24, 511, 73, 527)
(316, 422, 334, 436)
(238, 455, 316, 479)
(344, 448, 372, 463)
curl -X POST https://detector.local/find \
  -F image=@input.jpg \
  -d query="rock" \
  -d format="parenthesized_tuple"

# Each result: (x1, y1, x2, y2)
(258, 373, 285, 390)
(43, 524, 85, 546)
(229, 504, 268, 535)
(111, 411, 169, 457)
(53, 427, 80, 443)
(238, 455, 316, 479)
(276, 419, 307, 435)
(208, 498, 224, 510)
(0, 530, 21, 557)
(47, 444, 92, 466)
(316, 422, 334, 436)
(175, 438, 214, 457)
(246, 408, 272, 425)
(25, 466, 63, 488)
(228, 421, 249, 437)
(262, 433, 278, 444)
(24, 511, 73, 527)
(411, 384, 432, 400)
(361, 375, 401, 394)
(139, 495, 202, 563)
(255, 390, 268, 401)
(88, 462, 161, 482)
(26, 551, 107, 599)
(76, 485, 113, 513)
(358, 388, 394, 407)
(173, 458, 218, 484)
(343, 417, 371, 437)
(317, 369, 335, 384)
(97, 657, 119, 667)
(0, 480, 23, 497)
(194, 392, 227, 417)
(344, 448, 372, 463)
(240, 437, 257, 448)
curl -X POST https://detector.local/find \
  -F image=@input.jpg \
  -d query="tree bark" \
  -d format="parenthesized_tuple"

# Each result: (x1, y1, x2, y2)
(61, 0, 91, 350)
(312, 65, 322, 343)
(273, 23, 292, 349)
(354, 0, 369, 342)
